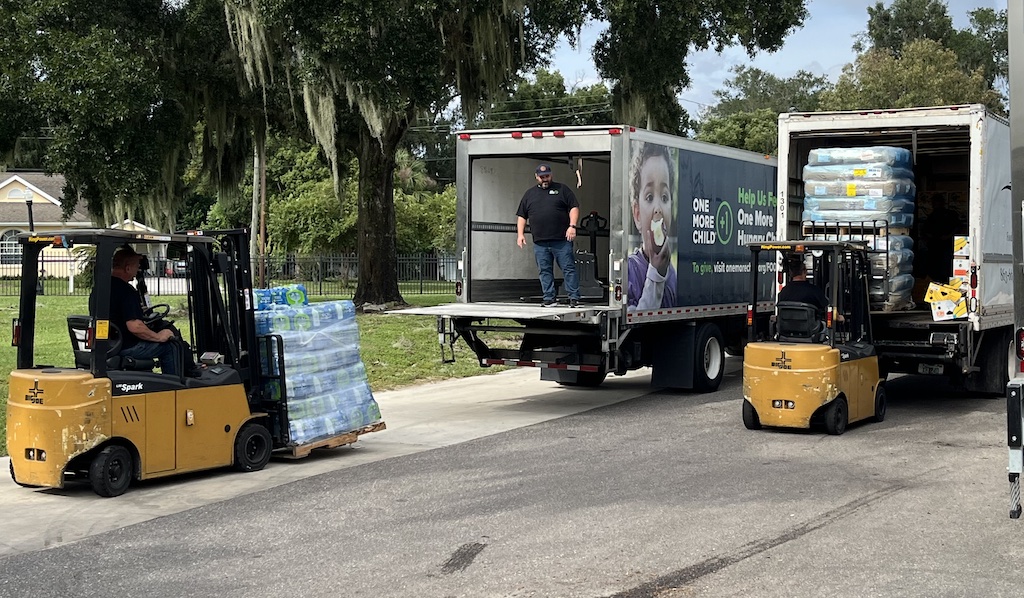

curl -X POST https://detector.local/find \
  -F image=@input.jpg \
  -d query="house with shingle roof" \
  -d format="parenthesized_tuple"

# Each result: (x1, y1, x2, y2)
(0, 172, 92, 276)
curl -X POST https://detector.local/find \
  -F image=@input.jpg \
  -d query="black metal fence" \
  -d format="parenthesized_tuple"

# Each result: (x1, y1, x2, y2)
(0, 253, 458, 297)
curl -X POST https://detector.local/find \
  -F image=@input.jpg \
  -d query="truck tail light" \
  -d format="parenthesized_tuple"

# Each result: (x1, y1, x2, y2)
(11, 318, 20, 347)
(970, 263, 978, 288)
(826, 308, 834, 328)
(746, 305, 754, 327)
(1016, 328, 1024, 361)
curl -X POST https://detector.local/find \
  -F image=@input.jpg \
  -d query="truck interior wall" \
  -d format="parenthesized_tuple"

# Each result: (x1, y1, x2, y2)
(785, 126, 971, 306)
(469, 155, 612, 302)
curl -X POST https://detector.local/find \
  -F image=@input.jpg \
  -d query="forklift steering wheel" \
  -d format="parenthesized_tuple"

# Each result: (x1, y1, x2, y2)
(142, 303, 170, 325)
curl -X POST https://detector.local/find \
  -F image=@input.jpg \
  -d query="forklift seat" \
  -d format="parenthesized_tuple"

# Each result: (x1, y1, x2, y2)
(68, 315, 156, 371)
(775, 302, 825, 343)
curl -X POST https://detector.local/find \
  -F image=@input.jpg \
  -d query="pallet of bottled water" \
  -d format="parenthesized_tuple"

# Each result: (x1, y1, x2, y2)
(255, 286, 385, 451)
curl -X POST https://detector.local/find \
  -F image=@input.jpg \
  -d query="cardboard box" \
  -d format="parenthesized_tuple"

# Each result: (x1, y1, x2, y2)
(924, 281, 962, 304)
(953, 235, 971, 257)
(930, 298, 967, 321)
(952, 259, 970, 279)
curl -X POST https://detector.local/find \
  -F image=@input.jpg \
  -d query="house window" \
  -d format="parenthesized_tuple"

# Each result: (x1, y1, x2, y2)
(1, 229, 23, 265)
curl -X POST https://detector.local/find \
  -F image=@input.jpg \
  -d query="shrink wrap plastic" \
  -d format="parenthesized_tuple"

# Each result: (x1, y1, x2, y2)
(257, 298, 381, 445)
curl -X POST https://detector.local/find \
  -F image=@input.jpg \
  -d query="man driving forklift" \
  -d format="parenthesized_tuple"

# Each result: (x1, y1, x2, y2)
(90, 246, 180, 375)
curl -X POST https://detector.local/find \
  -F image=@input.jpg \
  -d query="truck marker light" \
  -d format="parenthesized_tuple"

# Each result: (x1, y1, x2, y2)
(608, 128, 622, 135)
(553, 131, 565, 137)
(511, 132, 523, 139)
(459, 133, 471, 140)
(531, 131, 543, 138)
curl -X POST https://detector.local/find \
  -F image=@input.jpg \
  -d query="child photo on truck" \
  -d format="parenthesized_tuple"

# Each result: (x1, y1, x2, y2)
(628, 141, 678, 310)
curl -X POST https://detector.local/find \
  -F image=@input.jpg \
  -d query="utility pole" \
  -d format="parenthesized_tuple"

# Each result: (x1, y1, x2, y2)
(1006, 0, 1024, 519)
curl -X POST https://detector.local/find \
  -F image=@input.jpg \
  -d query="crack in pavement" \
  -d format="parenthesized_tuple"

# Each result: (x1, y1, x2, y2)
(603, 483, 908, 598)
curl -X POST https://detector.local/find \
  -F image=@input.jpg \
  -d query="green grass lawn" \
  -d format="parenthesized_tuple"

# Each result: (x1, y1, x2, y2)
(1, 293, 507, 457)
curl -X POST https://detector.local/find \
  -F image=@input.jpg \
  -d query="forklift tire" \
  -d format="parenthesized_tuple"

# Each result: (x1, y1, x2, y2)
(693, 323, 725, 392)
(233, 423, 273, 473)
(824, 397, 848, 436)
(742, 401, 761, 430)
(9, 460, 41, 488)
(873, 385, 887, 423)
(89, 445, 134, 497)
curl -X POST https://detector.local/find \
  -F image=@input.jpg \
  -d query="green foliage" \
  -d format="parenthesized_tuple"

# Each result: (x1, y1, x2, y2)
(818, 39, 1003, 113)
(696, 108, 779, 156)
(704, 66, 830, 119)
(590, 0, 809, 133)
(856, 1, 1007, 94)
(478, 69, 613, 128)
(696, 66, 831, 153)
(268, 179, 355, 254)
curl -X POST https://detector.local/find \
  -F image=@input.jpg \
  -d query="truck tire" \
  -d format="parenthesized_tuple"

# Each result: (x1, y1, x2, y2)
(693, 323, 725, 392)
(89, 445, 134, 497)
(966, 329, 1013, 395)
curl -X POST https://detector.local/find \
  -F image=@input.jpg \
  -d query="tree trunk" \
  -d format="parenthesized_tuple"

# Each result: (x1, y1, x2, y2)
(353, 122, 406, 307)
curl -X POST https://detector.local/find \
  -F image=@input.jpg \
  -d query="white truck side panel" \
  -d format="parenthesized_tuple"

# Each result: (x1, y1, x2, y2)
(978, 114, 1014, 315)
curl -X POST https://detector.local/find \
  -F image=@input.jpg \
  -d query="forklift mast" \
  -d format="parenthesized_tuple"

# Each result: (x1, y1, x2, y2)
(185, 229, 262, 402)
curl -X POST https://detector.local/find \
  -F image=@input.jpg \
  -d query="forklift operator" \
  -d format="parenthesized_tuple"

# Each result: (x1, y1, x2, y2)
(777, 254, 829, 316)
(92, 246, 180, 376)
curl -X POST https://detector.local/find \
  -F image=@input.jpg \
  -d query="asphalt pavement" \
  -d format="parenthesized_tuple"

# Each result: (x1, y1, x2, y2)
(1, 360, 1021, 598)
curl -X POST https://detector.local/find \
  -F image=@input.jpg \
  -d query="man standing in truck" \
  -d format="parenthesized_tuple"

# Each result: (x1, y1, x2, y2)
(516, 164, 582, 307)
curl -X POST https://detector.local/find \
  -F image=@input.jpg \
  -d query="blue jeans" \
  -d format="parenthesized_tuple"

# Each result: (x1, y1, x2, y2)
(120, 340, 180, 376)
(533, 240, 579, 301)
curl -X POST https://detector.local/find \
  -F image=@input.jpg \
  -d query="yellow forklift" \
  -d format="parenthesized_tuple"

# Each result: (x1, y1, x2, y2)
(742, 241, 886, 435)
(7, 228, 291, 496)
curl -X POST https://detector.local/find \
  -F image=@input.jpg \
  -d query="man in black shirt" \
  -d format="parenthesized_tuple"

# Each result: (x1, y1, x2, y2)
(95, 247, 180, 375)
(516, 163, 582, 307)
(777, 254, 829, 315)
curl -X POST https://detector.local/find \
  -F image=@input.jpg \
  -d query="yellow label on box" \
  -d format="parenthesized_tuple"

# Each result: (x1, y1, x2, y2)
(846, 183, 857, 197)
(853, 168, 867, 177)
(953, 236, 971, 257)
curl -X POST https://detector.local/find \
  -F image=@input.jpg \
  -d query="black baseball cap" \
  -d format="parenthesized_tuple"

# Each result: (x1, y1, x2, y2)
(535, 164, 552, 175)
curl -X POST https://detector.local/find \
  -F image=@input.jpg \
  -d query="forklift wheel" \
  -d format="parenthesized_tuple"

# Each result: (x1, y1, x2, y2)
(742, 401, 761, 430)
(873, 385, 887, 423)
(9, 460, 41, 488)
(89, 445, 134, 497)
(233, 423, 273, 472)
(824, 397, 848, 436)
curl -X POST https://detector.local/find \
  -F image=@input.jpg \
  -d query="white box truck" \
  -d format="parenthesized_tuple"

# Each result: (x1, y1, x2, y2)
(776, 104, 1014, 393)
(394, 125, 778, 391)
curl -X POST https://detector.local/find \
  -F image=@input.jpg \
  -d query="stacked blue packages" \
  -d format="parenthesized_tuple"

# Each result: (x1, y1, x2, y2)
(255, 298, 381, 445)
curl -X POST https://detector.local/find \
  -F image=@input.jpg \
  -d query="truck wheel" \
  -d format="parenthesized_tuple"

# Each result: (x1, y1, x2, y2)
(742, 401, 761, 430)
(824, 397, 848, 435)
(89, 445, 134, 497)
(9, 460, 41, 488)
(233, 423, 273, 472)
(967, 329, 1013, 395)
(693, 323, 725, 392)
(873, 384, 887, 423)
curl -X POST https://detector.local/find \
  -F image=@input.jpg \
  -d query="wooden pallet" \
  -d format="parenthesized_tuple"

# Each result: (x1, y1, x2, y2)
(277, 421, 387, 460)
